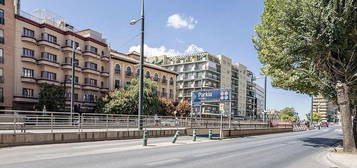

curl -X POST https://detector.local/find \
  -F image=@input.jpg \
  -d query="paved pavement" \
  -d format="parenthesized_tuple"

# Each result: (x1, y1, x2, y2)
(0, 126, 342, 168)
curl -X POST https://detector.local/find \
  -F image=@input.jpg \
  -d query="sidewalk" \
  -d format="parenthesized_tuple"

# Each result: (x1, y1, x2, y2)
(326, 151, 357, 168)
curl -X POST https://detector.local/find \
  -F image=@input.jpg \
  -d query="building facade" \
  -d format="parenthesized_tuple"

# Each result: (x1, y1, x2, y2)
(313, 95, 339, 122)
(1, 2, 177, 111)
(110, 51, 177, 100)
(0, 0, 16, 109)
(148, 52, 257, 118)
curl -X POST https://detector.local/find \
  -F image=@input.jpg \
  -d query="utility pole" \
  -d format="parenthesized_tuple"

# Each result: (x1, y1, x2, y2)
(310, 95, 314, 129)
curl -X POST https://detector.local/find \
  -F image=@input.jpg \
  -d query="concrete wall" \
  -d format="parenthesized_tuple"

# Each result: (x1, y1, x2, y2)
(223, 128, 293, 137)
(0, 129, 185, 147)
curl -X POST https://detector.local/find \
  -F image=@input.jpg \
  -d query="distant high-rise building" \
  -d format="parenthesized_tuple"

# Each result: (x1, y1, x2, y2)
(313, 95, 339, 122)
(148, 52, 257, 118)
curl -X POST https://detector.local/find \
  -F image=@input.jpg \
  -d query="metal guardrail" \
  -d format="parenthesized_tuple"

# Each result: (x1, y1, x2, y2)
(0, 110, 292, 134)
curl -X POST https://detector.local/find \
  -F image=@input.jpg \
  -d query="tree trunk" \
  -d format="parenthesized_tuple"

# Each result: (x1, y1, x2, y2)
(336, 82, 356, 152)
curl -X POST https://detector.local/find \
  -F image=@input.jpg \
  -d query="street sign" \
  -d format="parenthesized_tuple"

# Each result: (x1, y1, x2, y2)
(191, 89, 231, 103)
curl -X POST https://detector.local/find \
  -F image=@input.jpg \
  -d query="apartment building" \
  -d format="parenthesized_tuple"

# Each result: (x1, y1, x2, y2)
(0, 2, 177, 112)
(0, 0, 16, 109)
(110, 51, 177, 100)
(313, 95, 338, 122)
(148, 52, 257, 118)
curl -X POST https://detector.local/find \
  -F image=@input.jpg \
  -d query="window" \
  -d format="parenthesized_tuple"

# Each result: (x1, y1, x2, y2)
(0, 68, 3, 83)
(64, 57, 79, 66)
(0, 48, 3, 64)
(162, 75, 167, 83)
(154, 73, 159, 81)
(22, 68, 34, 78)
(84, 78, 97, 86)
(0, 29, 4, 44)
(66, 92, 78, 101)
(114, 64, 120, 73)
(41, 33, 57, 44)
(0, 0, 4, 5)
(114, 80, 121, 89)
(84, 62, 97, 70)
(22, 88, 34, 98)
(162, 88, 166, 97)
(124, 81, 131, 89)
(0, 10, 4, 25)
(136, 69, 140, 76)
(41, 52, 57, 62)
(65, 40, 79, 48)
(126, 66, 132, 76)
(169, 77, 174, 85)
(23, 48, 34, 57)
(85, 45, 98, 54)
(83, 93, 96, 103)
(169, 89, 174, 98)
(145, 71, 151, 79)
(22, 28, 35, 38)
(41, 71, 56, 81)
(64, 75, 79, 84)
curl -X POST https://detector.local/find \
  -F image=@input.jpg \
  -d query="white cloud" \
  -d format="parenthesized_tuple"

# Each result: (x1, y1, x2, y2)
(128, 44, 204, 57)
(166, 14, 198, 30)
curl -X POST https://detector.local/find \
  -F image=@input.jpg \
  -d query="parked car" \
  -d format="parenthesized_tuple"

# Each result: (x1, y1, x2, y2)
(320, 122, 329, 127)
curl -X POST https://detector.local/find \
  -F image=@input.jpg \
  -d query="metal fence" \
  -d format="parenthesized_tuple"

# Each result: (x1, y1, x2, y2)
(0, 110, 291, 134)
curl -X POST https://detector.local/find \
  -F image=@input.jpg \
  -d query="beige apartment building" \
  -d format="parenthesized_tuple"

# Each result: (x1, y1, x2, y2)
(0, 1, 177, 112)
(313, 95, 339, 122)
(110, 51, 177, 100)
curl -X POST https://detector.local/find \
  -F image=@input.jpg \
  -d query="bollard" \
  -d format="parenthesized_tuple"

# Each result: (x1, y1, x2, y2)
(208, 129, 213, 140)
(192, 129, 197, 141)
(143, 130, 148, 146)
(172, 130, 180, 143)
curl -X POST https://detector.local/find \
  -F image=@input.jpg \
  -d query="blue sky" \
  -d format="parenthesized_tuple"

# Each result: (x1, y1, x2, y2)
(22, 0, 311, 119)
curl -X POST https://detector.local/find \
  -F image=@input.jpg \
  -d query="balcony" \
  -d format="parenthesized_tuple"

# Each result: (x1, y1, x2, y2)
(13, 96, 38, 103)
(82, 68, 100, 75)
(100, 71, 110, 77)
(21, 56, 37, 64)
(37, 78, 60, 86)
(100, 87, 109, 92)
(61, 45, 82, 54)
(63, 81, 81, 89)
(82, 51, 101, 59)
(38, 40, 61, 50)
(37, 59, 61, 68)
(21, 35, 37, 44)
(21, 76, 36, 83)
(101, 55, 110, 61)
(82, 84, 99, 91)
(61, 63, 82, 72)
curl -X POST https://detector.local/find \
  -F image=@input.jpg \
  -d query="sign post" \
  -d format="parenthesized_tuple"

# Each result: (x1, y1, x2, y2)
(219, 103, 224, 139)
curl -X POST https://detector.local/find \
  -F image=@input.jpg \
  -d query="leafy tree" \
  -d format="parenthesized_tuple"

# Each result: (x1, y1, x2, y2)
(306, 112, 322, 123)
(97, 78, 164, 115)
(37, 83, 66, 111)
(176, 100, 191, 117)
(254, 0, 357, 152)
(159, 98, 175, 116)
(280, 107, 299, 122)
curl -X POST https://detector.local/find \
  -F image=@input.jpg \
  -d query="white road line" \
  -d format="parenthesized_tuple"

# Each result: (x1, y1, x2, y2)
(146, 158, 182, 166)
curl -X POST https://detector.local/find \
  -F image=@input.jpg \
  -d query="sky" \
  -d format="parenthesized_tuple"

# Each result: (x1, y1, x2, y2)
(22, 0, 312, 119)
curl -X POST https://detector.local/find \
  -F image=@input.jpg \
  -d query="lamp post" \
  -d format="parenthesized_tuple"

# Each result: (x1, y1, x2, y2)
(130, 0, 145, 130)
(70, 45, 80, 124)
(254, 75, 267, 121)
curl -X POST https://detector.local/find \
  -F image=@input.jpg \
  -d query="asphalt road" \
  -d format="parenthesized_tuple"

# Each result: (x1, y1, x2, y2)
(0, 127, 342, 168)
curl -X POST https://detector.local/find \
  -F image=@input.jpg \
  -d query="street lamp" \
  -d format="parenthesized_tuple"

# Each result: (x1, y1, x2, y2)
(71, 45, 80, 124)
(254, 75, 268, 121)
(130, 0, 145, 130)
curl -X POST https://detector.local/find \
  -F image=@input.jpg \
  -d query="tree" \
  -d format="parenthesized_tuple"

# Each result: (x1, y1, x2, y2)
(176, 100, 191, 117)
(254, 0, 357, 152)
(37, 83, 66, 111)
(97, 78, 164, 115)
(280, 107, 299, 122)
(306, 112, 322, 123)
(159, 98, 175, 116)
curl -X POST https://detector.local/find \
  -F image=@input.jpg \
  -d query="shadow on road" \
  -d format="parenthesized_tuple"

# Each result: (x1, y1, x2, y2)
(300, 137, 342, 148)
